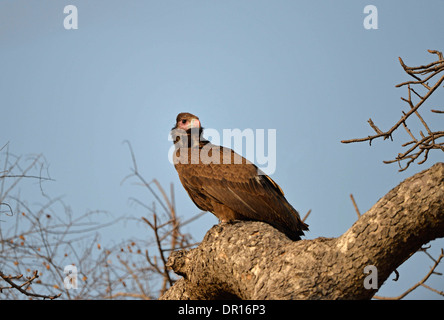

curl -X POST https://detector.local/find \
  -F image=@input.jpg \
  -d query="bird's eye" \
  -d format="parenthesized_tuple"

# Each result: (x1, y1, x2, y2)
(181, 119, 187, 124)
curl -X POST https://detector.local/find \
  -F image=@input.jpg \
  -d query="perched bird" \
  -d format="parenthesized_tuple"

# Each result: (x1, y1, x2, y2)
(171, 112, 308, 240)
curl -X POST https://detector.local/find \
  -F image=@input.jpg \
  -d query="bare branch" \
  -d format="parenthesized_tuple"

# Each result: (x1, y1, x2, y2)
(301, 209, 312, 223)
(341, 49, 444, 171)
(0, 270, 61, 300)
(349, 194, 361, 218)
(374, 249, 444, 300)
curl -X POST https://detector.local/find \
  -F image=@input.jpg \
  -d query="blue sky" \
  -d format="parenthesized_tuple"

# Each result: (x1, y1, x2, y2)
(1, 1, 443, 299)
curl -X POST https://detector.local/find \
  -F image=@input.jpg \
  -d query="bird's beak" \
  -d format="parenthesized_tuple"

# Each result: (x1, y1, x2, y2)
(189, 118, 200, 129)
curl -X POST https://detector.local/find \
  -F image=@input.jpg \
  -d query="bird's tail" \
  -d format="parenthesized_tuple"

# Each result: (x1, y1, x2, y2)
(282, 201, 309, 240)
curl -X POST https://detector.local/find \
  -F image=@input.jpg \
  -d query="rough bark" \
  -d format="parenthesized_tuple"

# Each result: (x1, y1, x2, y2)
(160, 162, 444, 300)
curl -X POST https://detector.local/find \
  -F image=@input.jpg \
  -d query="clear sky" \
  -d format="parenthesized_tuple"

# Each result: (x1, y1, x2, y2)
(1, 0, 443, 299)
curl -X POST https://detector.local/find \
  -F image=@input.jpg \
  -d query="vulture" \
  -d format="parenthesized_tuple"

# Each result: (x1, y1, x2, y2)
(171, 112, 308, 241)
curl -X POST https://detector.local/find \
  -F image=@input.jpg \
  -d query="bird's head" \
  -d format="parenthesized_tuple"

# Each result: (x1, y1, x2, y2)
(171, 112, 204, 147)
(172, 112, 201, 131)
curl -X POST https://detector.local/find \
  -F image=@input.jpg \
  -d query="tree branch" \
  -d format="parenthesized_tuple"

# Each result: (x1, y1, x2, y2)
(161, 162, 444, 300)
(341, 50, 444, 171)
(0, 270, 61, 300)
(373, 249, 444, 300)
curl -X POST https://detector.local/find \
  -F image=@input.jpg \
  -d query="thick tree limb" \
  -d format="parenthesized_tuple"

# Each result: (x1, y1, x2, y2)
(161, 162, 444, 300)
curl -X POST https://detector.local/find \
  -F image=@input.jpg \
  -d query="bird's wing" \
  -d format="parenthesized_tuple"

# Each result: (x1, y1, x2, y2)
(176, 171, 214, 213)
(176, 146, 305, 235)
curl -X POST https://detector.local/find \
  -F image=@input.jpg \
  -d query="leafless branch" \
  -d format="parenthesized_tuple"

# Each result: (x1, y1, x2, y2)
(118, 141, 203, 298)
(374, 249, 444, 300)
(301, 209, 312, 223)
(342, 49, 444, 171)
(349, 194, 361, 218)
(0, 270, 61, 299)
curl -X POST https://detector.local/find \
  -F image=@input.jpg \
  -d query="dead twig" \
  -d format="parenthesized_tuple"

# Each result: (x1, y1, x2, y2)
(0, 270, 61, 300)
(341, 49, 444, 171)
(373, 249, 444, 300)
(349, 194, 361, 218)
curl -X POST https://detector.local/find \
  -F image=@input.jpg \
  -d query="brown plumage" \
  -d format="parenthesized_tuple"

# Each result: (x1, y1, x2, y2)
(171, 112, 308, 241)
